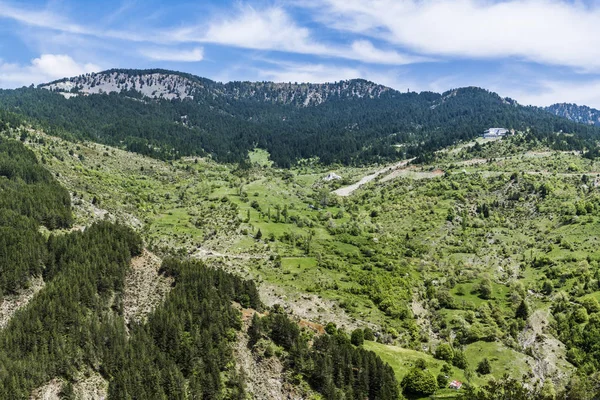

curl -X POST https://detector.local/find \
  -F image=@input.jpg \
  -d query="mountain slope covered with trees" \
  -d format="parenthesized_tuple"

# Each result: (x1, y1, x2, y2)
(0, 69, 598, 167)
(0, 118, 72, 297)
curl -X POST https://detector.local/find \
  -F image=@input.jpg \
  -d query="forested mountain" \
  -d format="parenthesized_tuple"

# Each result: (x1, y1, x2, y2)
(0, 69, 597, 167)
(546, 103, 600, 127)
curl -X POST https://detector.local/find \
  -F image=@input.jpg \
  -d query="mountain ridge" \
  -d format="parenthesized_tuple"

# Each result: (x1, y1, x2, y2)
(0, 68, 595, 167)
(33, 69, 600, 127)
(40, 68, 394, 106)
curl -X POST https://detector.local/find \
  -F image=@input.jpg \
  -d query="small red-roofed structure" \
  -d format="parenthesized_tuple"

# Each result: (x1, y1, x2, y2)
(449, 380, 463, 390)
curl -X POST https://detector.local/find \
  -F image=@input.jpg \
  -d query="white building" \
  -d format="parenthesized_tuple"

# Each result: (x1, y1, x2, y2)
(483, 128, 509, 139)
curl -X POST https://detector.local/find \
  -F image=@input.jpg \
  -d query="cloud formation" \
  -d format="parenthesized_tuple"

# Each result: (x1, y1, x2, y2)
(0, 54, 100, 88)
(312, 0, 600, 70)
(257, 62, 362, 84)
(169, 5, 424, 65)
(505, 78, 600, 109)
(4, 0, 600, 70)
(0, 2, 90, 35)
(140, 47, 204, 62)
(0, 2, 424, 65)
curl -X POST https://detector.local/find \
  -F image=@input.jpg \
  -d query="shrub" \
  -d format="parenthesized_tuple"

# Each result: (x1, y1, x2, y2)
(453, 351, 468, 369)
(581, 297, 600, 314)
(434, 343, 454, 362)
(478, 278, 493, 299)
(437, 373, 449, 389)
(363, 327, 375, 341)
(401, 368, 437, 397)
(515, 299, 530, 320)
(476, 358, 491, 375)
(351, 329, 364, 346)
(325, 322, 337, 335)
(574, 307, 589, 324)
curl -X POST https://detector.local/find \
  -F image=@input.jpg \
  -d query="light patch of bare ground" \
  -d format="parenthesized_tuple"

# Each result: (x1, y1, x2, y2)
(29, 379, 62, 400)
(193, 247, 267, 260)
(0, 276, 44, 329)
(260, 282, 365, 332)
(456, 158, 488, 166)
(411, 293, 440, 351)
(332, 158, 415, 197)
(380, 167, 444, 183)
(442, 136, 503, 154)
(519, 309, 574, 387)
(123, 249, 172, 325)
(29, 372, 107, 400)
(72, 371, 108, 400)
(70, 193, 142, 231)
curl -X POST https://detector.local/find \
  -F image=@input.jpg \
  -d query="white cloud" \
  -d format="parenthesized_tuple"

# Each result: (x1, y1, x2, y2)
(0, 54, 100, 88)
(140, 47, 204, 62)
(0, 2, 91, 35)
(349, 40, 431, 65)
(203, 7, 323, 54)
(312, 0, 600, 71)
(168, 5, 423, 65)
(0, 1, 153, 42)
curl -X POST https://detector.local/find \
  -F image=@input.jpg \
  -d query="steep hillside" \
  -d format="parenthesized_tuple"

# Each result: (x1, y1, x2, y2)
(546, 103, 600, 126)
(0, 69, 597, 167)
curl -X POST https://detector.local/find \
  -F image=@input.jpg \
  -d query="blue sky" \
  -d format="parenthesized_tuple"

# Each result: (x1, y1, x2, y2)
(1, 0, 600, 107)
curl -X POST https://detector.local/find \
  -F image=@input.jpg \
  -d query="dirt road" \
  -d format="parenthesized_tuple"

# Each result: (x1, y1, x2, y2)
(332, 158, 415, 196)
